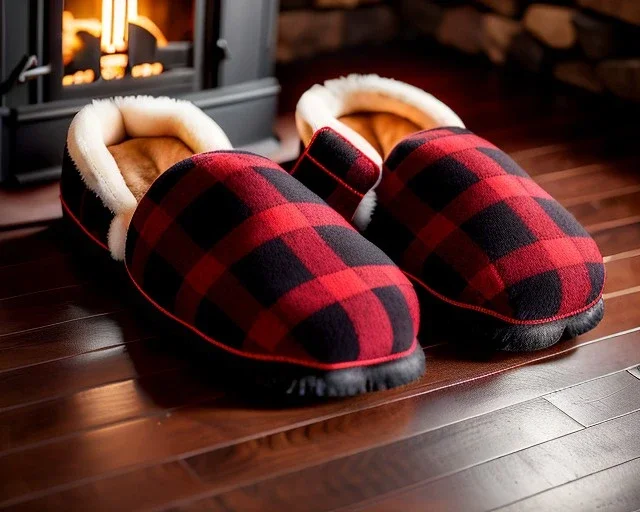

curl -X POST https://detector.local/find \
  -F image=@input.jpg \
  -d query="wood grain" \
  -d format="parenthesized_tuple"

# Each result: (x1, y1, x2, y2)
(592, 221, 640, 257)
(0, 226, 66, 268)
(0, 311, 150, 372)
(0, 285, 123, 337)
(497, 455, 640, 512)
(603, 254, 640, 295)
(0, 338, 187, 411)
(11, 327, 640, 511)
(0, 367, 224, 453)
(568, 189, 640, 232)
(181, 398, 581, 509)
(360, 409, 640, 512)
(540, 166, 640, 207)
(545, 369, 640, 426)
(0, 254, 85, 301)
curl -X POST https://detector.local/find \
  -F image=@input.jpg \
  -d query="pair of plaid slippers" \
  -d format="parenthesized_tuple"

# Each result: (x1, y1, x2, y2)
(61, 75, 605, 398)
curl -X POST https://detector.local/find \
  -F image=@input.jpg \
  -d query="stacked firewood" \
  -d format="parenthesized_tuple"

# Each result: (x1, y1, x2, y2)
(402, 0, 640, 101)
(277, 0, 639, 102)
(278, 0, 398, 62)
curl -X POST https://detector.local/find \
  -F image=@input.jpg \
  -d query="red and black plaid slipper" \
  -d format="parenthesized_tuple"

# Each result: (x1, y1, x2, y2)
(60, 96, 425, 397)
(292, 75, 605, 351)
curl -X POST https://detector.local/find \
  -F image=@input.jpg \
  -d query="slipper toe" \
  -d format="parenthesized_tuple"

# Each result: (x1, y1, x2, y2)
(124, 151, 425, 396)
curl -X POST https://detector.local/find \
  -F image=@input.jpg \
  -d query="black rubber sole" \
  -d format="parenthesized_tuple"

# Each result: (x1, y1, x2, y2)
(252, 344, 426, 397)
(412, 278, 605, 353)
(62, 212, 427, 399)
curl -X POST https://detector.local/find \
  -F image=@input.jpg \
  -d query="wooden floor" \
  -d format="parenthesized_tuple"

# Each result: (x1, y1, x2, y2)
(1, 46, 640, 511)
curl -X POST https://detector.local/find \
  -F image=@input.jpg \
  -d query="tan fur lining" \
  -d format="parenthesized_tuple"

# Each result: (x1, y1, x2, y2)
(67, 96, 232, 260)
(108, 137, 193, 200)
(339, 113, 422, 160)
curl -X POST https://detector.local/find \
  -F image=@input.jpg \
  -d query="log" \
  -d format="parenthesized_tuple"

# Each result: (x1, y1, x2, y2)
(280, 0, 313, 9)
(402, 0, 445, 36)
(477, 0, 520, 18)
(277, 10, 346, 62)
(578, 0, 640, 26)
(508, 31, 547, 73)
(436, 6, 484, 54)
(344, 6, 398, 46)
(482, 13, 521, 64)
(524, 4, 577, 49)
(597, 59, 640, 101)
(314, 0, 381, 8)
(573, 11, 618, 59)
(553, 60, 605, 92)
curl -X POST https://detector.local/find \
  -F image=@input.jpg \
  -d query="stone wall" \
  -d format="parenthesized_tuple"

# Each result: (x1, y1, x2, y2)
(277, 0, 640, 102)
(278, 0, 399, 62)
(403, 0, 640, 101)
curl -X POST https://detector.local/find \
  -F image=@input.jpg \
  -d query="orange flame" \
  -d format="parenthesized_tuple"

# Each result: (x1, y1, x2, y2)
(63, 0, 169, 85)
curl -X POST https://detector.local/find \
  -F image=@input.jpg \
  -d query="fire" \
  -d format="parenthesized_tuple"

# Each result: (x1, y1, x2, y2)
(101, 0, 128, 54)
(62, 0, 167, 85)
(128, 0, 168, 47)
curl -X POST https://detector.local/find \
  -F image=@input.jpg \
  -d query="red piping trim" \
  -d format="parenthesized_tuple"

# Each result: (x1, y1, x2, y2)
(60, 196, 110, 252)
(125, 262, 419, 370)
(64, 194, 417, 370)
(404, 271, 604, 326)
(292, 126, 380, 199)
(304, 153, 365, 198)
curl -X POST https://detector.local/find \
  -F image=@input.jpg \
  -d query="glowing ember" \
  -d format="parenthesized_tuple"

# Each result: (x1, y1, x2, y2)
(100, 54, 128, 80)
(62, 69, 96, 86)
(131, 62, 164, 78)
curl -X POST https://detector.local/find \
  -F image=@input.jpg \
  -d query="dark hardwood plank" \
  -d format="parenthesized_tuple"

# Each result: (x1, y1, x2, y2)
(0, 183, 61, 230)
(0, 405, 257, 504)
(534, 157, 639, 187)
(0, 226, 66, 268)
(540, 167, 640, 208)
(0, 338, 187, 411)
(6, 462, 206, 512)
(0, 311, 149, 372)
(581, 291, 640, 340)
(603, 254, 640, 296)
(497, 456, 640, 512)
(0, 287, 633, 505)
(7, 328, 640, 510)
(474, 113, 629, 155)
(0, 284, 123, 337)
(512, 137, 637, 177)
(545, 369, 640, 426)
(178, 398, 581, 509)
(0, 254, 84, 301)
(592, 222, 640, 257)
(568, 190, 640, 232)
(0, 367, 223, 453)
(359, 410, 640, 512)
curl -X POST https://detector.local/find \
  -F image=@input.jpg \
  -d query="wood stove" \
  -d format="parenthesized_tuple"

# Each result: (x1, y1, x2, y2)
(0, 0, 279, 184)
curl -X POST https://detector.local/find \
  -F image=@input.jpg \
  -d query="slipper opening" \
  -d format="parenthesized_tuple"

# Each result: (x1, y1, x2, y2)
(66, 96, 232, 260)
(295, 74, 465, 163)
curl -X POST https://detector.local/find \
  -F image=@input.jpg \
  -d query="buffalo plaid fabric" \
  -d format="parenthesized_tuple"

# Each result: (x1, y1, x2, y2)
(292, 127, 380, 222)
(296, 127, 605, 323)
(60, 147, 112, 250)
(125, 151, 419, 369)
